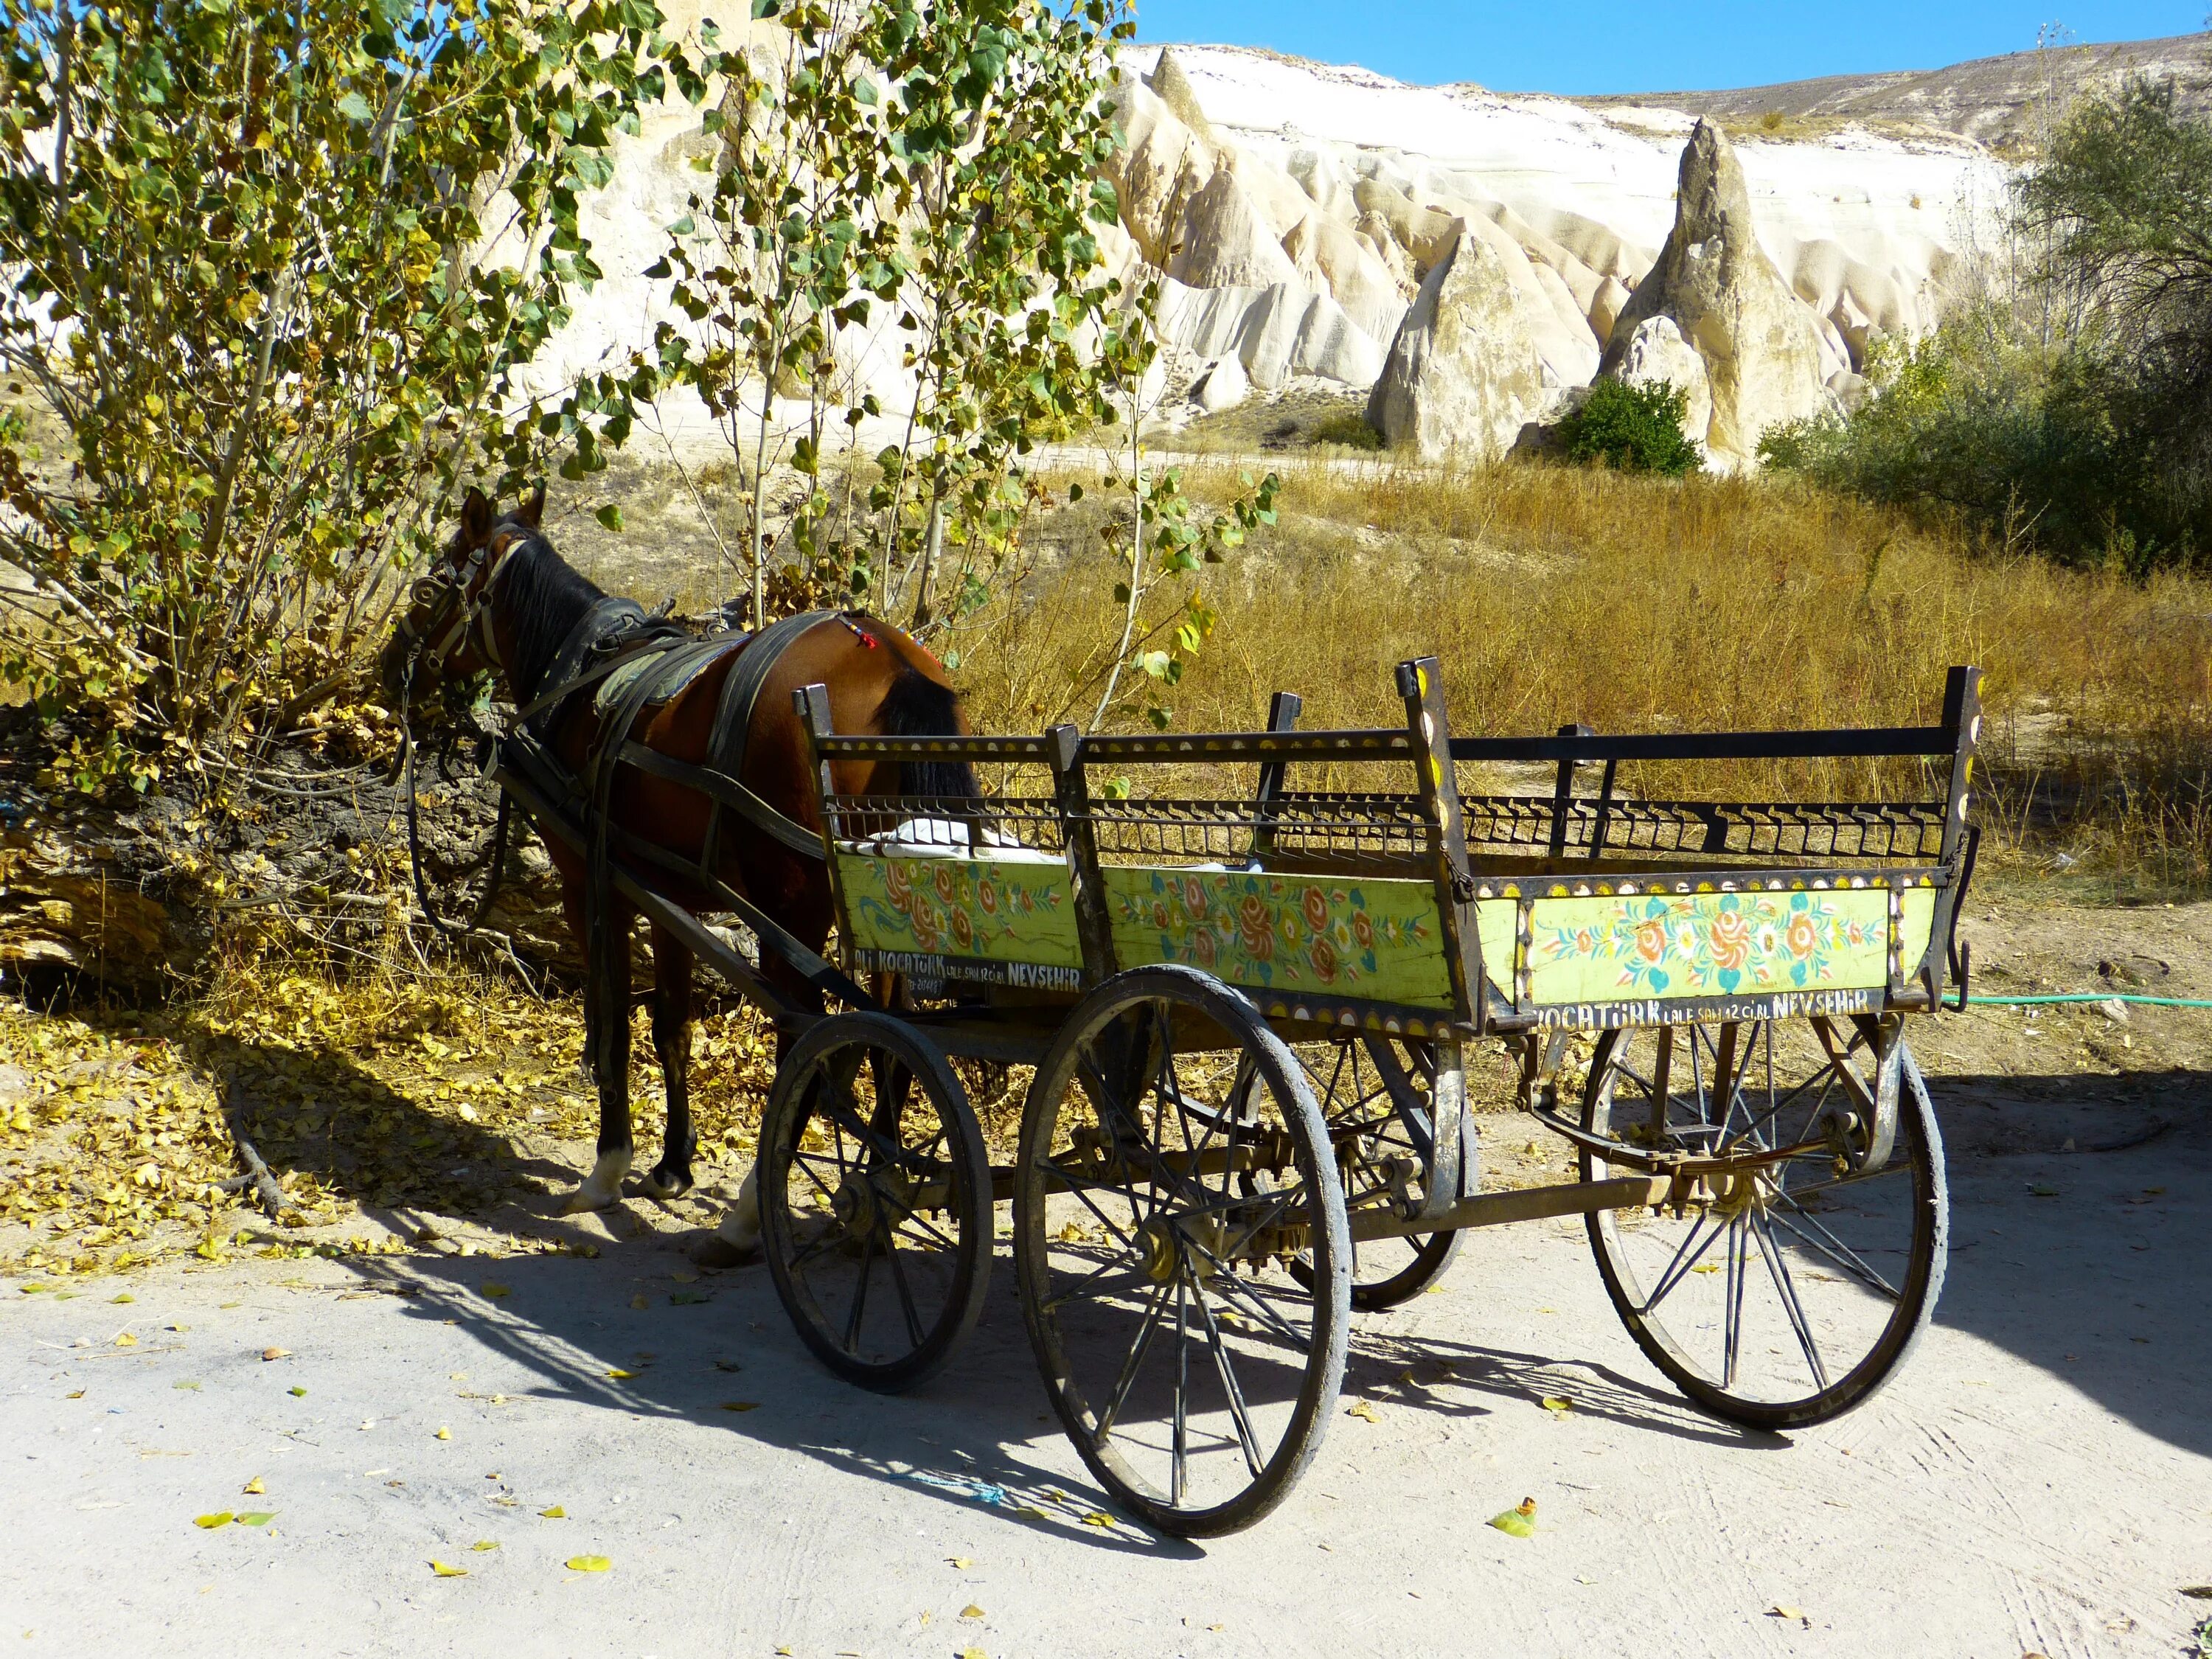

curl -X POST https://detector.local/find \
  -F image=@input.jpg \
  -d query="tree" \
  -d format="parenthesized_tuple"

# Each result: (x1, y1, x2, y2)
(0, 0, 683, 792)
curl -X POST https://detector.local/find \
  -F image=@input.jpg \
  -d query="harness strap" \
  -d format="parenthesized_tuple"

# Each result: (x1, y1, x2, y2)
(702, 608, 842, 869)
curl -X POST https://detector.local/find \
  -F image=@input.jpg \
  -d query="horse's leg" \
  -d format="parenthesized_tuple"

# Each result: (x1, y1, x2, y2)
(693, 944, 825, 1267)
(565, 894, 637, 1214)
(636, 922, 697, 1200)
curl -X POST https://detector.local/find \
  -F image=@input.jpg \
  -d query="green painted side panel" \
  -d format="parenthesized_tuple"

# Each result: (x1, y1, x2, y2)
(1475, 900, 1516, 997)
(837, 853, 1082, 970)
(1526, 887, 1894, 1005)
(1103, 867, 1453, 1008)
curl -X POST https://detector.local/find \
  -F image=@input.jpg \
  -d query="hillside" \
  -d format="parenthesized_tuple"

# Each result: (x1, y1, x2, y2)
(1576, 29, 2212, 153)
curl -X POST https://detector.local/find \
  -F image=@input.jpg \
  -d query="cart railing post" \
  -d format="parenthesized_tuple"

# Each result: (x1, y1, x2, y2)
(1394, 656, 1482, 1034)
(1547, 722, 1593, 860)
(795, 682, 856, 989)
(1046, 723, 1117, 987)
(1926, 664, 1983, 1007)
(1248, 690, 1302, 865)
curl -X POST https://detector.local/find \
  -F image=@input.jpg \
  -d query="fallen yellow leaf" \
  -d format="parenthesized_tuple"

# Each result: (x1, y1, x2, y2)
(64, 1390, 84, 1400)
(288, 1386, 307, 1397)
(566, 1555, 611, 1573)
(627, 1294, 648, 1311)
(605, 1368, 636, 1380)
(471, 1540, 499, 1552)
(431, 1561, 468, 1578)
(959, 1648, 987, 1659)
(1488, 1497, 1537, 1538)
(1770, 1604, 1806, 1621)
(261, 1347, 290, 1361)
(111, 1293, 133, 1304)
(538, 1506, 566, 1518)
(961, 1604, 985, 1619)
(193, 1512, 234, 1529)
(237, 1512, 275, 1526)
(435, 1427, 452, 1441)
(1346, 1399, 1380, 1423)
(242, 1478, 265, 1495)
(1542, 1396, 1573, 1414)
(481, 1283, 511, 1299)
(114, 1332, 136, 1348)
(947, 1556, 973, 1569)
(1082, 1512, 1113, 1528)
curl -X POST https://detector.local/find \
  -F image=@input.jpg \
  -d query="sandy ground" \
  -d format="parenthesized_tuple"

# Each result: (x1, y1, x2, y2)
(6, 1088, 2208, 1659)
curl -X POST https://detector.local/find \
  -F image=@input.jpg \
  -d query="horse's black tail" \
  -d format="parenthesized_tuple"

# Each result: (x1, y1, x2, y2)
(877, 667, 980, 800)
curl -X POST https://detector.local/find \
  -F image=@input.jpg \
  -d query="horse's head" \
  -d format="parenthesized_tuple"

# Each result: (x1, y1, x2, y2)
(379, 483, 544, 720)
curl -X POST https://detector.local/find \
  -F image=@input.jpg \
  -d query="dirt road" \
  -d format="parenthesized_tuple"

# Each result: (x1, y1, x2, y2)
(7, 1102, 2208, 1659)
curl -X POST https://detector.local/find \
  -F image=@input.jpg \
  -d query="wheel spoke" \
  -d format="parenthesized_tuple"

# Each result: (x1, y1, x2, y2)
(1754, 1213, 1831, 1391)
(1171, 1275, 1190, 1509)
(1190, 1276, 1265, 1478)
(1722, 1216, 1748, 1389)
(1635, 1206, 1726, 1315)
(1763, 1199, 1901, 1301)
(1096, 1278, 1172, 1439)
(884, 1225, 926, 1349)
(842, 1222, 877, 1354)
(1038, 1158, 1143, 1249)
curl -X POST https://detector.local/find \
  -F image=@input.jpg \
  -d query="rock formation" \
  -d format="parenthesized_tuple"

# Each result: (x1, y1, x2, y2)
(1598, 120, 1838, 467)
(1367, 224, 1548, 461)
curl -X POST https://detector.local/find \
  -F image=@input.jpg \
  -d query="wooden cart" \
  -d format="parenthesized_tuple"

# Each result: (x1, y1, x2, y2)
(540, 655, 1983, 1537)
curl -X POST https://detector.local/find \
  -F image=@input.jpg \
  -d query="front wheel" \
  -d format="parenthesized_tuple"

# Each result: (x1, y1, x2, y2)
(1581, 1018, 1947, 1430)
(1014, 965, 1350, 1538)
(758, 1012, 992, 1393)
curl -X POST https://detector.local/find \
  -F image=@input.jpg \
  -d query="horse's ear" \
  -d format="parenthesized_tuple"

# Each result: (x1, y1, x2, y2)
(459, 487, 494, 545)
(515, 481, 546, 529)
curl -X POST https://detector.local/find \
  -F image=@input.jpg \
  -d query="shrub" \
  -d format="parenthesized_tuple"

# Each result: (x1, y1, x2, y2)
(1557, 379, 1703, 478)
(1308, 409, 1384, 451)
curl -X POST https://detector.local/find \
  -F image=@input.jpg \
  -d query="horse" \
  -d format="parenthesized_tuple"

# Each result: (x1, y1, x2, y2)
(378, 484, 976, 1263)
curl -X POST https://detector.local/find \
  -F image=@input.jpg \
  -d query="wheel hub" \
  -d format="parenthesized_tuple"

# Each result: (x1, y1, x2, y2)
(831, 1175, 878, 1235)
(1136, 1217, 1181, 1284)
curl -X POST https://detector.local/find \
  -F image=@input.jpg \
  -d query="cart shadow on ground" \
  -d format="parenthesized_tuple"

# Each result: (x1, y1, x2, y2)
(244, 1054, 2211, 1547)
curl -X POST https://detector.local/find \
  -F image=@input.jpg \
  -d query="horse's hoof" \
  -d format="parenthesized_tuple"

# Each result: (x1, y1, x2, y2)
(686, 1233, 759, 1270)
(634, 1167, 693, 1203)
(560, 1188, 619, 1217)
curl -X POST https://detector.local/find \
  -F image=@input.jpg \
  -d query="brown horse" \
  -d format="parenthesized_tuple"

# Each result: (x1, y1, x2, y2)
(379, 485, 975, 1259)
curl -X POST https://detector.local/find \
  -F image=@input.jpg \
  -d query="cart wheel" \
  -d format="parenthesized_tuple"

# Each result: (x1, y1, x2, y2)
(759, 1012, 991, 1394)
(1239, 1037, 1465, 1311)
(1580, 1020, 1948, 1430)
(1014, 965, 1350, 1538)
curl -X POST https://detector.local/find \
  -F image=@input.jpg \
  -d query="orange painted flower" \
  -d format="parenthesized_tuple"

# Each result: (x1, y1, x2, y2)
(1352, 911, 1375, 950)
(933, 865, 958, 904)
(950, 908, 973, 947)
(1182, 876, 1208, 915)
(977, 880, 999, 915)
(1709, 908, 1750, 972)
(1309, 936, 1340, 982)
(1237, 895, 1274, 959)
(1633, 919, 1669, 965)
(1785, 912, 1820, 959)
(1301, 887, 1330, 935)
(883, 859, 912, 909)
(1193, 925, 1218, 969)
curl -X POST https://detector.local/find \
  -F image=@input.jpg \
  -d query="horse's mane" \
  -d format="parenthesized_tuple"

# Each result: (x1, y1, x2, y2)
(493, 521, 604, 703)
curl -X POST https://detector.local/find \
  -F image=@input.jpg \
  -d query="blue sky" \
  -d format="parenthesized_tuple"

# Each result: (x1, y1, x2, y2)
(1130, 3, 2209, 95)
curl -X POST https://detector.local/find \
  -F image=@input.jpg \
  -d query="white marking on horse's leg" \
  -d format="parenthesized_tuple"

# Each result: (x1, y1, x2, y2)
(563, 1145, 632, 1214)
(717, 1164, 762, 1250)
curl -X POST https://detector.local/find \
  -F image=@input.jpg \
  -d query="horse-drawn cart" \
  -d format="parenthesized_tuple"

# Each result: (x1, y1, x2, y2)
(490, 637, 1980, 1537)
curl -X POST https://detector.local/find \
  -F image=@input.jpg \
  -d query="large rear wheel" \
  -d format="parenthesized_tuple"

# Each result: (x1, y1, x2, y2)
(1581, 1018, 1947, 1430)
(1014, 965, 1350, 1537)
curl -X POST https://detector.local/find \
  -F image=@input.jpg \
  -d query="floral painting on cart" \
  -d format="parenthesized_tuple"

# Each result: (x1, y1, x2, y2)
(1104, 867, 1455, 1008)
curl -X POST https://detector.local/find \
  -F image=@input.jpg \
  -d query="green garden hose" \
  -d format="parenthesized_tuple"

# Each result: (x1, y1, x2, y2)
(1966, 992, 2212, 1009)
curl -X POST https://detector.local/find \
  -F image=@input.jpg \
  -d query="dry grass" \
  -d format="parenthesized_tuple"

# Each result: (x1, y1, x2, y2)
(953, 454, 2212, 890)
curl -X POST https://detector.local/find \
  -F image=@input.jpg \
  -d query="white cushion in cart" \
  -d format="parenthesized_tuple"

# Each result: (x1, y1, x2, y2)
(841, 817, 1060, 865)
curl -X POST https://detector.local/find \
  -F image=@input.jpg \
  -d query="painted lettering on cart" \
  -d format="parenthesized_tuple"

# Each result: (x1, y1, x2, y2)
(854, 949, 1084, 991)
(1529, 987, 1883, 1031)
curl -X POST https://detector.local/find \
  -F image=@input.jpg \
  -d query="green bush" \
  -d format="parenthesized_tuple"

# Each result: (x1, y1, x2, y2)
(1557, 378, 1703, 477)
(1308, 409, 1384, 451)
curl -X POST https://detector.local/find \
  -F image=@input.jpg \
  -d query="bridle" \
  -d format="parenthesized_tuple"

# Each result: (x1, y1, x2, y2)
(391, 521, 532, 689)
(389, 524, 532, 939)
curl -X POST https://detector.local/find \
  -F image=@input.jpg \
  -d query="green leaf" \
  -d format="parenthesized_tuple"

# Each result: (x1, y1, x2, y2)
(595, 504, 625, 532)
(337, 92, 375, 122)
